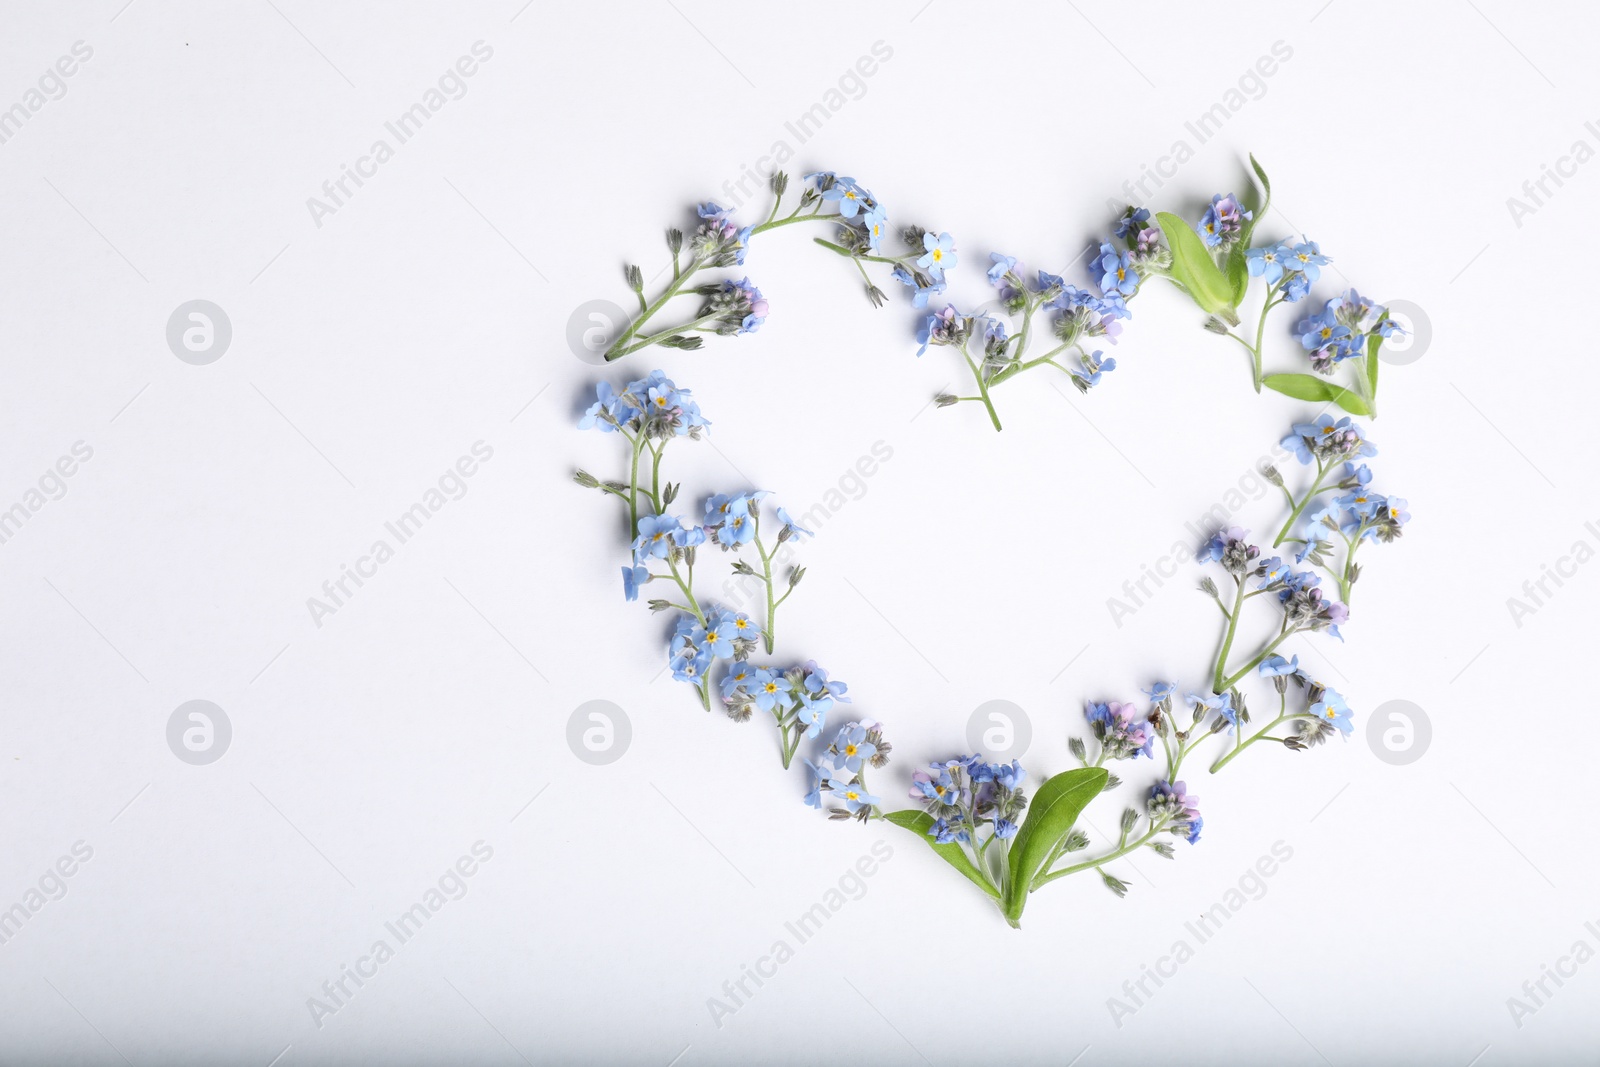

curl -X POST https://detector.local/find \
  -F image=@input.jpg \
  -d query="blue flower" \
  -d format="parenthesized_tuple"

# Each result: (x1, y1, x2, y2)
(1309, 689, 1354, 736)
(802, 758, 831, 809)
(1287, 415, 1378, 463)
(1143, 682, 1177, 704)
(717, 509, 757, 547)
(991, 759, 1027, 790)
(749, 668, 786, 713)
(1203, 526, 1251, 563)
(994, 817, 1020, 840)
(1245, 243, 1288, 286)
(830, 724, 877, 773)
(1335, 488, 1385, 522)
(821, 175, 868, 218)
(1198, 193, 1251, 248)
(1281, 272, 1311, 303)
(720, 608, 760, 645)
(1284, 240, 1328, 283)
(795, 696, 829, 739)
(891, 265, 946, 308)
(633, 513, 683, 560)
(987, 253, 1018, 287)
(1258, 654, 1302, 678)
(1115, 207, 1150, 239)
(1185, 691, 1238, 730)
(829, 779, 878, 813)
(621, 564, 649, 602)
(917, 231, 957, 279)
(777, 506, 813, 539)
(803, 662, 850, 704)
(1185, 816, 1203, 845)
(1070, 350, 1116, 391)
(1297, 300, 1356, 371)
(721, 661, 757, 697)
(928, 816, 969, 844)
(614, 371, 711, 436)
(578, 381, 625, 432)
(1257, 556, 1290, 587)
(911, 767, 960, 806)
(916, 304, 963, 356)
(863, 204, 888, 251)
(699, 615, 736, 659)
(1092, 242, 1139, 296)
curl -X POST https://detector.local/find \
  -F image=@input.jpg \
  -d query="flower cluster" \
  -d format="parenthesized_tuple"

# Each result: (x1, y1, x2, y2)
(909, 755, 1029, 844)
(692, 202, 752, 267)
(701, 276, 768, 336)
(605, 169, 931, 361)
(920, 223, 1152, 430)
(1257, 655, 1355, 748)
(1199, 193, 1252, 251)
(1147, 781, 1203, 844)
(803, 719, 892, 821)
(1278, 418, 1407, 602)
(578, 370, 709, 439)
(1281, 414, 1378, 466)
(668, 607, 758, 682)
(1294, 289, 1402, 375)
(575, 371, 851, 770)
(1245, 237, 1326, 304)
(723, 659, 849, 738)
(1083, 700, 1157, 761)
(1041, 422, 1409, 900)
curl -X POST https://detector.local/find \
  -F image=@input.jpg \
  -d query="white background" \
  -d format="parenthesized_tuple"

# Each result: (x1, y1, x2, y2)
(0, 1, 1592, 1064)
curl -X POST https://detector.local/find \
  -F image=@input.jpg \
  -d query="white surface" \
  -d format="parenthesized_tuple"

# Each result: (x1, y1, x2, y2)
(0, 1, 1591, 1064)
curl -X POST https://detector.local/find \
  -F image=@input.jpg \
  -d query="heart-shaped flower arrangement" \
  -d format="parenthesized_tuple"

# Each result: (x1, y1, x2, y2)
(573, 161, 1411, 928)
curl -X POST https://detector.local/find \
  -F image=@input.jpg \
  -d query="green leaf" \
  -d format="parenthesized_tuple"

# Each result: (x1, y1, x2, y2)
(1239, 153, 1272, 249)
(1365, 315, 1386, 401)
(1262, 373, 1372, 416)
(883, 809, 999, 901)
(1225, 246, 1250, 306)
(1155, 212, 1240, 324)
(1003, 767, 1108, 924)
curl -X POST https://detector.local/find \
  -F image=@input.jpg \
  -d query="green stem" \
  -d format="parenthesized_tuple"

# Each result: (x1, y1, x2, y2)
(960, 345, 1003, 432)
(1033, 824, 1166, 889)
(812, 237, 906, 266)
(1211, 577, 1247, 692)
(1218, 627, 1301, 692)
(605, 256, 706, 361)
(626, 434, 645, 534)
(1248, 294, 1279, 392)
(1210, 692, 1301, 773)
(1273, 458, 1334, 548)
(754, 522, 778, 655)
